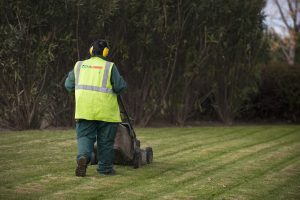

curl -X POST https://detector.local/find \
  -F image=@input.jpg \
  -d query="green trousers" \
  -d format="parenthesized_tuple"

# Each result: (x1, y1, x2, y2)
(76, 120, 118, 174)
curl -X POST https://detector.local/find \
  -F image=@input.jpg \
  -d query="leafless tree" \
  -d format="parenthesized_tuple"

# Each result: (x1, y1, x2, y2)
(274, 0, 299, 65)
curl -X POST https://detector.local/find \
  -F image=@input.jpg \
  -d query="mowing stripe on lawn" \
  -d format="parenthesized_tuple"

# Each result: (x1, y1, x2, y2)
(145, 140, 300, 199)
(157, 153, 300, 200)
(140, 127, 246, 152)
(209, 150, 300, 199)
(114, 130, 298, 198)
(215, 157, 300, 200)
(157, 127, 295, 161)
(74, 128, 298, 199)
(155, 127, 265, 159)
(38, 128, 258, 198)
(161, 130, 299, 180)
(164, 128, 300, 173)
(262, 168, 300, 200)
(94, 129, 298, 196)
(1, 126, 299, 200)
(147, 130, 298, 182)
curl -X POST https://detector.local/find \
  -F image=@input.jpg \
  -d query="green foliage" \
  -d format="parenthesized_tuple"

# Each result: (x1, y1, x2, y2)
(0, 0, 270, 128)
(202, 0, 265, 124)
(247, 63, 300, 123)
(0, 0, 76, 129)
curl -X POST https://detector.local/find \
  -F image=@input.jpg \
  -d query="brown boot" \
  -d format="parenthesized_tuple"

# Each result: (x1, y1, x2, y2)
(75, 156, 87, 177)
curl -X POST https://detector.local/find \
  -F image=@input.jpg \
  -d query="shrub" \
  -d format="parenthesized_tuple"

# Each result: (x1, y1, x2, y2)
(246, 63, 300, 123)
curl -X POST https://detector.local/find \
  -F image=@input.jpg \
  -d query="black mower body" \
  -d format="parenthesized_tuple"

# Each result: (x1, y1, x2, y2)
(90, 123, 153, 168)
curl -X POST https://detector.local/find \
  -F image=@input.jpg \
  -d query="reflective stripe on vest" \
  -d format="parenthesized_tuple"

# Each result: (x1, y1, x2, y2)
(75, 61, 114, 94)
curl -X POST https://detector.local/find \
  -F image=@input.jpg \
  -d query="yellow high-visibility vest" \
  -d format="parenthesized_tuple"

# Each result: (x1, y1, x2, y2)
(74, 57, 121, 122)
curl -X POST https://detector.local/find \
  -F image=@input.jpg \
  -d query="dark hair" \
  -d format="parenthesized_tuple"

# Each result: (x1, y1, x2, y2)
(91, 39, 109, 56)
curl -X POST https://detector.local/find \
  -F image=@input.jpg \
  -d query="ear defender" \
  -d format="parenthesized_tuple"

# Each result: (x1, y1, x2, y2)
(103, 47, 109, 57)
(89, 46, 94, 56)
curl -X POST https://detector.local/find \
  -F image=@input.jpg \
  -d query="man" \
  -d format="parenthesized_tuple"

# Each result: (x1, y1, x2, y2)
(65, 39, 127, 176)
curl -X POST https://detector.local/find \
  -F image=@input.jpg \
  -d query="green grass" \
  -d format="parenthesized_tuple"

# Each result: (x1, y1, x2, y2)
(0, 125, 300, 200)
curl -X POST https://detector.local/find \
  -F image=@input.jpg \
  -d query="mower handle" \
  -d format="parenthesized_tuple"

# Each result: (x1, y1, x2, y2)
(118, 95, 137, 139)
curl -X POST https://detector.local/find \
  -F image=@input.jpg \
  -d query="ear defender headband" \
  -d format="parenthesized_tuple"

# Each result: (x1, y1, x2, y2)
(89, 46, 94, 56)
(89, 39, 110, 57)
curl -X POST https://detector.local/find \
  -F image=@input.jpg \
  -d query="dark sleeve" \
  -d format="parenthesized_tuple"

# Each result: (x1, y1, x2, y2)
(65, 69, 75, 92)
(111, 64, 127, 94)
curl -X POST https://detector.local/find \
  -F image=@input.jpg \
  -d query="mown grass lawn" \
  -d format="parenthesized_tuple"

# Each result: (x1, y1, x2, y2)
(0, 125, 299, 200)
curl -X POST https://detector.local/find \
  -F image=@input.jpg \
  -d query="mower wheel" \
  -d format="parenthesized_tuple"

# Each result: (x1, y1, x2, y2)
(90, 143, 98, 165)
(145, 147, 153, 164)
(90, 152, 97, 165)
(133, 149, 142, 169)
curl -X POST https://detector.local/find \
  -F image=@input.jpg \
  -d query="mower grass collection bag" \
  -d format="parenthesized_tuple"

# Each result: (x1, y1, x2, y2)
(90, 123, 153, 168)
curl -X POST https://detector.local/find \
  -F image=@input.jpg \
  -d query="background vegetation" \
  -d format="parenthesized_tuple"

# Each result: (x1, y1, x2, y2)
(0, 0, 299, 129)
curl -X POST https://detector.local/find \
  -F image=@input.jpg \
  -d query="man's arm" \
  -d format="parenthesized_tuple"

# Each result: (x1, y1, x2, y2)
(111, 64, 127, 94)
(65, 69, 75, 92)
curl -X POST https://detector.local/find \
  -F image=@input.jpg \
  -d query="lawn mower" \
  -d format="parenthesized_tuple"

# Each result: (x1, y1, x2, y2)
(90, 96, 153, 168)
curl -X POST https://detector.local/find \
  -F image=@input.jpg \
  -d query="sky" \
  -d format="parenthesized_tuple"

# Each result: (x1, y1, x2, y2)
(263, 0, 297, 37)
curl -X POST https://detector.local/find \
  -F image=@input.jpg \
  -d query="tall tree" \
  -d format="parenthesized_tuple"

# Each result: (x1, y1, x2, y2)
(274, 0, 300, 65)
(206, 0, 265, 124)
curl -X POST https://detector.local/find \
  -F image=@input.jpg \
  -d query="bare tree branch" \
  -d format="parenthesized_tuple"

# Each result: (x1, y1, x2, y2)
(295, 0, 299, 32)
(275, 0, 292, 30)
(287, 0, 299, 32)
(273, 0, 298, 65)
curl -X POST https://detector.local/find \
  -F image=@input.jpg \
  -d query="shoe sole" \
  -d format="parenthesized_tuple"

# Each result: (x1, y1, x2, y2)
(76, 157, 87, 177)
(99, 169, 116, 176)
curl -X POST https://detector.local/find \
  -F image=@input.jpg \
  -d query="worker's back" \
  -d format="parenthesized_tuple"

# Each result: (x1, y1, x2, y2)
(74, 56, 121, 122)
